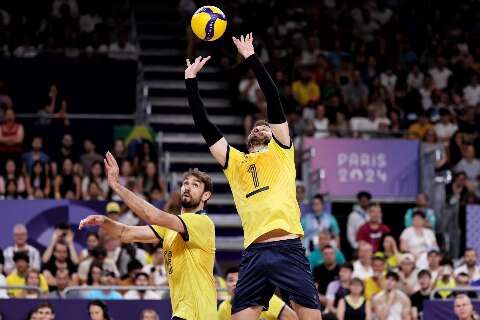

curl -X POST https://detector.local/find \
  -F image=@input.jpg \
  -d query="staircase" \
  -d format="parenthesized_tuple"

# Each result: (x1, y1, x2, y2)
(134, 1, 244, 250)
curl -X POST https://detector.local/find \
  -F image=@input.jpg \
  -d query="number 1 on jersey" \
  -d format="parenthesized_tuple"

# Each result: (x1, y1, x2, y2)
(248, 164, 260, 188)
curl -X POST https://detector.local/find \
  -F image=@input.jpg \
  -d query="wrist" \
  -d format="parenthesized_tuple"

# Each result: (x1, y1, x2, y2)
(185, 74, 197, 80)
(243, 51, 255, 59)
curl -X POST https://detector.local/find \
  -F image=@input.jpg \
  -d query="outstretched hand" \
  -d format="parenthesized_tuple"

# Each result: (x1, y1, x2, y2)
(79, 215, 106, 230)
(104, 151, 120, 188)
(185, 56, 211, 79)
(232, 33, 255, 59)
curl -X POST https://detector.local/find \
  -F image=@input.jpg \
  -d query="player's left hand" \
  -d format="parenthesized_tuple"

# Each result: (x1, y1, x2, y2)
(232, 33, 255, 59)
(104, 151, 120, 188)
(185, 56, 211, 79)
(79, 215, 106, 230)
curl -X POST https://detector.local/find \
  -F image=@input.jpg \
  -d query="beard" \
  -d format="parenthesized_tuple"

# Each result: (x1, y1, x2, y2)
(247, 132, 270, 151)
(181, 194, 201, 209)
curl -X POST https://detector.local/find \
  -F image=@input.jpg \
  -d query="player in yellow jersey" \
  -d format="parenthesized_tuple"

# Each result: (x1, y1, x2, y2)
(218, 267, 298, 320)
(79, 152, 216, 320)
(185, 33, 321, 320)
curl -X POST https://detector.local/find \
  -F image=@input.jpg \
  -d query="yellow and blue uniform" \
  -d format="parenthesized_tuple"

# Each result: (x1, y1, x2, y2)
(224, 137, 304, 248)
(150, 212, 216, 319)
(218, 294, 285, 320)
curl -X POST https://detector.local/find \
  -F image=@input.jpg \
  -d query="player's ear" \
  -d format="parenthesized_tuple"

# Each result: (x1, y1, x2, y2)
(202, 191, 212, 202)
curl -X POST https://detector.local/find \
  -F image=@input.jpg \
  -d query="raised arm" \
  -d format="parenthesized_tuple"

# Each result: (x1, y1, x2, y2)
(104, 152, 184, 233)
(79, 215, 159, 243)
(185, 56, 228, 167)
(233, 33, 290, 146)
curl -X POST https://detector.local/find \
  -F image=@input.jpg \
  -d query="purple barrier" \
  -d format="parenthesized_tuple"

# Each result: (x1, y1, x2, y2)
(0, 298, 172, 320)
(303, 138, 420, 198)
(0, 200, 165, 252)
(422, 300, 480, 319)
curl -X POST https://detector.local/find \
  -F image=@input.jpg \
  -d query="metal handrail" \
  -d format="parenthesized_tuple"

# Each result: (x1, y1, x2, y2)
(15, 113, 135, 120)
(430, 287, 480, 300)
(63, 285, 228, 296)
(0, 285, 43, 294)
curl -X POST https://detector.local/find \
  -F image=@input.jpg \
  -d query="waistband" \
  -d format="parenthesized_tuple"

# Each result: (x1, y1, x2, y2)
(246, 237, 302, 250)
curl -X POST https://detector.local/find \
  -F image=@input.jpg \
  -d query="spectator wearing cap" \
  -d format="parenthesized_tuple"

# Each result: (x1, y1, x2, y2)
(454, 294, 479, 320)
(404, 193, 436, 229)
(434, 108, 458, 143)
(347, 191, 372, 250)
(356, 204, 390, 253)
(455, 248, 480, 282)
(3, 224, 41, 274)
(301, 194, 340, 252)
(433, 259, 456, 300)
(400, 211, 439, 269)
(77, 245, 119, 285)
(398, 253, 420, 295)
(124, 272, 161, 300)
(410, 269, 432, 320)
(364, 254, 387, 300)
(106, 201, 139, 226)
(6, 251, 49, 297)
(85, 269, 122, 300)
(372, 272, 412, 319)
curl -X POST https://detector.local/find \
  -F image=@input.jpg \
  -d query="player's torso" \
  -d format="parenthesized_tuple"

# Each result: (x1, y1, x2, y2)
(162, 231, 217, 319)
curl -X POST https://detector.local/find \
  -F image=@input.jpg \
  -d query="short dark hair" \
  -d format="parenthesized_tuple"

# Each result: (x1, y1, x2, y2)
(88, 300, 110, 320)
(13, 251, 29, 263)
(412, 210, 426, 219)
(322, 244, 335, 252)
(134, 272, 149, 281)
(253, 120, 270, 128)
(183, 168, 213, 194)
(339, 262, 354, 272)
(225, 267, 240, 277)
(91, 245, 107, 258)
(440, 258, 454, 268)
(372, 254, 386, 262)
(127, 259, 143, 273)
(357, 191, 372, 200)
(465, 248, 477, 255)
(418, 269, 432, 279)
(386, 271, 400, 282)
(312, 194, 324, 203)
(34, 302, 55, 314)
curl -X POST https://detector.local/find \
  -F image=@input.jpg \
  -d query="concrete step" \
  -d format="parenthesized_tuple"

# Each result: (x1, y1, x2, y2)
(160, 132, 244, 145)
(149, 113, 241, 125)
(144, 64, 221, 73)
(146, 80, 228, 90)
(149, 97, 229, 108)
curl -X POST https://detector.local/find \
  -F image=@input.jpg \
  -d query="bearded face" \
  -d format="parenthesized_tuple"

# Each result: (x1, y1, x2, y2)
(247, 124, 272, 152)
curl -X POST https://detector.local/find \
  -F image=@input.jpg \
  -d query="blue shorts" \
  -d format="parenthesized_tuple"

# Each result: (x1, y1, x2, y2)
(231, 238, 320, 314)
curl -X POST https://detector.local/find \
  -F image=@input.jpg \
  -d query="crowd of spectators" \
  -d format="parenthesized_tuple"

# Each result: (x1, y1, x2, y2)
(0, 0, 137, 59)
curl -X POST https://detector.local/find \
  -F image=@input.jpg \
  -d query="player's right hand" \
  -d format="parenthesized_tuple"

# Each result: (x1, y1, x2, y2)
(79, 215, 105, 230)
(185, 56, 211, 79)
(104, 151, 120, 188)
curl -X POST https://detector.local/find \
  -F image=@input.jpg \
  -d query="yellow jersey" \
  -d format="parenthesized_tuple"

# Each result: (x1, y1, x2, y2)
(150, 212, 216, 319)
(217, 294, 285, 320)
(224, 137, 304, 248)
(6, 271, 49, 297)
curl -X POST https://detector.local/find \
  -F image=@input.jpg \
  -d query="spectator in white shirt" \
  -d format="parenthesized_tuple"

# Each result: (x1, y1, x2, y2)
(380, 67, 397, 95)
(434, 108, 458, 143)
(3, 224, 41, 274)
(419, 75, 434, 110)
(455, 144, 480, 192)
(124, 272, 161, 300)
(429, 57, 452, 90)
(347, 191, 372, 249)
(0, 273, 8, 298)
(313, 104, 330, 138)
(109, 29, 138, 60)
(407, 65, 424, 90)
(463, 74, 480, 107)
(352, 241, 374, 280)
(455, 248, 480, 282)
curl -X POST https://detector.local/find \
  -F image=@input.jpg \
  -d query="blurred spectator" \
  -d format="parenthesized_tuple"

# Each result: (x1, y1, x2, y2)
(52, 134, 77, 174)
(238, 70, 260, 110)
(52, 0, 79, 18)
(105, 236, 147, 277)
(85, 270, 122, 300)
(0, 159, 26, 197)
(342, 70, 368, 113)
(112, 139, 127, 164)
(106, 201, 139, 227)
(378, 234, 402, 270)
(81, 161, 108, 200)
(29, 302, 55, 320)
(352, 242, 373, 280)
(301, 194, 340, 251)
(407, 65, 424, 90)
(22, 137, 50, 173)
(88, 300, 112, 320)
(454, 294, 479, 320)
(308, 231, 346, 269)
(380, 67, 397, 95)
(47, 269, 71, 298)
(463, 74, 480, 107)
(119, 259, 143, 286)
(140, 309, 160, 320)
(0, 109, 24, 167)
(433, 259, 456, 299)
(410, 269, 432, 320)
(117, 160, 135, 189)
(356, 204, 390, 252)
(364, 254, 387, 300)
(77, 245, 119, 285)
(86, 261, 104, 286)
(347, 191, 371, 249)
(291, 69, 320, 107)
(80, 139, 103, 173)
(138, 161, 165, 199)
(42, 233, 78, 287)
(398, 253, 420, 296)
(54, 158, 81, 199)
(6, 251, 48, 297)
(25, 161, 51, 199)
(372, 272, 411, 319)
(429, 57, 452, 91)
(108, 29, 137, 60)
(458, 107, 480, 135)
(408, 111, 433, 140)
(454, 145, 480, 194)
(22, 270, 43, 298)
(312, 104, 329, 138)
(124, 272, 161, 300)
(455, 248, 480, 282)
(142, 244, 167, 287)
(3, 224, 41, 274)
(0, 271, 7, 299)
(427, 250, 442, 282)
(400, 211, 439, 269)
(404, 193, 436, 229)
(455, 272, 477, 299)
(324, 263, 353, 316)
(434, 109, 458, 143)
(313, 245, 340, 308)
(79, 232, 100, 261)
(133, 141, 157, 174)
(296, 181, 311, 216)
(336, 277, 372, 320)
(446, 171, 469, 206)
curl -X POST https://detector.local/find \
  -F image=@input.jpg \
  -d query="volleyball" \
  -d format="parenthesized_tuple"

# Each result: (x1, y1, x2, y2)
(190, 6, 227, 41)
